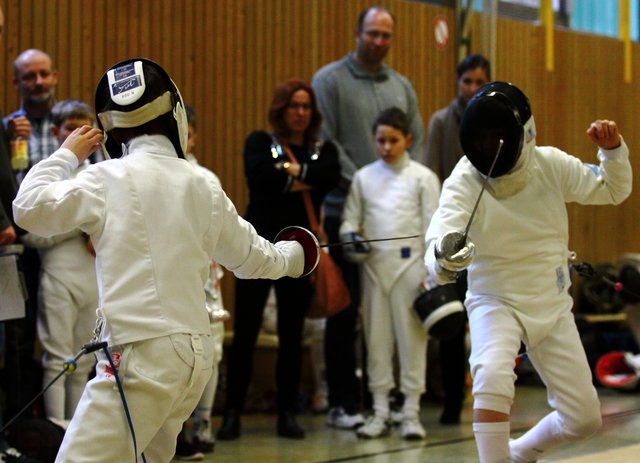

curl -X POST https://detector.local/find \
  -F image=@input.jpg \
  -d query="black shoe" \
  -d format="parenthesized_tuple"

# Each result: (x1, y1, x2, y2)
(175, 432, 204, 461)
(194, 437, 214, 453)
(277, 411, 305, 439)
(216, 410, 241, 440)
(439, 405, 462, 425)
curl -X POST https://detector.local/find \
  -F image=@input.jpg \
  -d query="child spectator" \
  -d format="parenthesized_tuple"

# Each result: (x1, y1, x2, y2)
(340, 107, 440, 440)
(20, 100, 98, 430)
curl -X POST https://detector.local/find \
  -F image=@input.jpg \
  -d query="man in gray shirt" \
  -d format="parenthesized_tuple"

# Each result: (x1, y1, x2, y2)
(312, 5, 425, 430)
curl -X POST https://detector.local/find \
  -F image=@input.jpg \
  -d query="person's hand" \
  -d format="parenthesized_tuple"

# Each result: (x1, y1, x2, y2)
(587, 120, 621, 150)
(6, 116, 31, 139)
(435, 230, 475, 273)
(60, 125, 103, 163)
(283, 161, 301, 178)
(0, 225, 17, 246)
(340, 232, 371, 264)
(274, 225, 320, 277)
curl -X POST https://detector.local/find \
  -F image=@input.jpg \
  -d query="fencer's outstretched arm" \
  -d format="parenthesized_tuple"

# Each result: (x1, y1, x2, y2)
(14, 143, 310, 282)
(562, 120, 631, 206)
(210, 196, 311, 280)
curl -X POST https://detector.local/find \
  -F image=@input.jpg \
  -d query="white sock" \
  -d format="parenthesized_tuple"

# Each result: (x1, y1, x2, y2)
(372, 391, 390, 418)
(402, 393, 421, 418)
(509, 412, 566, 462)
(473, 421, 510, 463)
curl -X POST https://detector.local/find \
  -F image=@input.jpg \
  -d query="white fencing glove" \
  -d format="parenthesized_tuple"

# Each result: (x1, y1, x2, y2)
(435, 230, 475, 277)
(274, 226, 320, 277)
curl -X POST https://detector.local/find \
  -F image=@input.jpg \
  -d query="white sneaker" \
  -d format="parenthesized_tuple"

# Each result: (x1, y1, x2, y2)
(325, 407, 365, 429)
(400, 416, 426, 440)
(356, 415, 390, 439)
(389, 410, 404, 425)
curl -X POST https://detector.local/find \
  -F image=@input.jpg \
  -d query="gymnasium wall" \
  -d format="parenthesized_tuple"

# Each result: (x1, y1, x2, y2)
(2, 0, 637, 312)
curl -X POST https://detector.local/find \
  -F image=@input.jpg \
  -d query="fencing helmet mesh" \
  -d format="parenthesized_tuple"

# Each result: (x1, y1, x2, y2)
(95, 58, 188, 159)
(460, 81, 532, 177)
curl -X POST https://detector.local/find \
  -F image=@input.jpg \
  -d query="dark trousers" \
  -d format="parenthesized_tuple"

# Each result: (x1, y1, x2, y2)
(1, 246, 40, 422)
(323, 216, 362, 413)
(225, 275, 311, 414)
(439, 274, 468, 411)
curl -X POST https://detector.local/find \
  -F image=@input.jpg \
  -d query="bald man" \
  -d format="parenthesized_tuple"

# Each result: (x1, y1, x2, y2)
(4, 48, 59, 178)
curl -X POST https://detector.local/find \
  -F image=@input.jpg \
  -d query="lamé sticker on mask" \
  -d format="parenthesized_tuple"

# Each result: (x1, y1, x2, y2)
(108, 61, 146, 106)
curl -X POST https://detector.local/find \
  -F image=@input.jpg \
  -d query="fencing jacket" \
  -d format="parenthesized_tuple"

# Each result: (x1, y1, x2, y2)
(341, 153, 440, 293)
(13, 134, 302, 346)
(425, 133, 632, 345)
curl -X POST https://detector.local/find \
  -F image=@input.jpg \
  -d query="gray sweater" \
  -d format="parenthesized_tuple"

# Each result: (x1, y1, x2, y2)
(425, 97, 465, 183)
(312, 53, 425, 218)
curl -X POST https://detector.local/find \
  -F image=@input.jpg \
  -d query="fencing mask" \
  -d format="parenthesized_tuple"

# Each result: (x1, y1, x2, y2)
(95, 58, 188, 159)
(413, 283, 465, 340)
(460, 81, 532, 177)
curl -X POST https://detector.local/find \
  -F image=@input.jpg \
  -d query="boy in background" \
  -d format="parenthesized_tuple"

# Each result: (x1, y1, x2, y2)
(340, 107, 440, 440)
(20, 100, 98, 429)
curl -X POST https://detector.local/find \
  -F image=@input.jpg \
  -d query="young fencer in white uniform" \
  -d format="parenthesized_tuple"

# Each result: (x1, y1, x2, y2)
(12, 58, 318, 463)
(424, 82, 632, 463)
(20, 100, 99, 430)
(340, 107, 440, 440)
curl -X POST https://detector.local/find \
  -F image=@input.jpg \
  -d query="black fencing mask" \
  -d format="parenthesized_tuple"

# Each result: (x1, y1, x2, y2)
(460, 82, 532, 177)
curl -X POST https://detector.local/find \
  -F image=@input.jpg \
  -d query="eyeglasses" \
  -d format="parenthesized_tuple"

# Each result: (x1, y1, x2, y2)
(287, 102, 312, 111)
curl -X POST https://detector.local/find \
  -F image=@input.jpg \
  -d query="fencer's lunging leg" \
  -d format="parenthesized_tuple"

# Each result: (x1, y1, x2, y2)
(510, 312, 602, 462)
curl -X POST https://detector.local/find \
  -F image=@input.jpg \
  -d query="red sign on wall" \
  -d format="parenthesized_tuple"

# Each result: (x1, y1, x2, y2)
(434, 15, 449, 49)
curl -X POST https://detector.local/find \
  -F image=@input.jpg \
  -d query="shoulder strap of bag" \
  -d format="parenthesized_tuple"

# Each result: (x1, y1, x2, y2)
(274, 134, 320, 234)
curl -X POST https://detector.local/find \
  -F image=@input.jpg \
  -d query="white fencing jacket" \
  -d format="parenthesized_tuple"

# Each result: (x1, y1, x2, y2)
(425, 133, 632, 345)
(13, 135, 302, 346)
(341, 153, 440, 293)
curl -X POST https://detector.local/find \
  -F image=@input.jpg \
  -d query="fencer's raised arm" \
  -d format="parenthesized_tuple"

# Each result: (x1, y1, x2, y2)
(586, 119, 621, 150)
(560, 123, 631, 206)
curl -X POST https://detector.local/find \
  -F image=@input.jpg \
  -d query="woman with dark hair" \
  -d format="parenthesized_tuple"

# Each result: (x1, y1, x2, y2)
(217, 79, 340, 440)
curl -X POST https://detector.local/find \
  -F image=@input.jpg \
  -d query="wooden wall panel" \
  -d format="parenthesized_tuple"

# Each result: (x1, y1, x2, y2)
(1, 0, 638, 314)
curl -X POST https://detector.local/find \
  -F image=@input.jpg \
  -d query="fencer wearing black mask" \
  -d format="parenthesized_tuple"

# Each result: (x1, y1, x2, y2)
(424, 81, 632, 463)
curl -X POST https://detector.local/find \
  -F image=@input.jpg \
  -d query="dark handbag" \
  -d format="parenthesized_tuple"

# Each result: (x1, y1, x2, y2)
(307, 249, 351, 319)
(280, 142, 351, 319)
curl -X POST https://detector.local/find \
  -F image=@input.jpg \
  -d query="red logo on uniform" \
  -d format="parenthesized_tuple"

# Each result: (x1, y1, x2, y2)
(104, 351, 121, 377)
